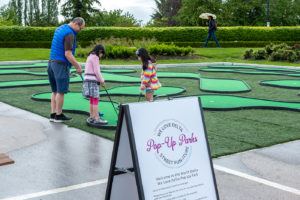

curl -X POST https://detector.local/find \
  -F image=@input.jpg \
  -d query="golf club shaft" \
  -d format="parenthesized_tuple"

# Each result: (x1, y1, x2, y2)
(104, 86, 118, 116)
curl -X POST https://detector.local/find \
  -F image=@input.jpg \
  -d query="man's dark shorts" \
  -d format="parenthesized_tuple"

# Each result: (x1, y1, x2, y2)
(47, 61, 70, 93)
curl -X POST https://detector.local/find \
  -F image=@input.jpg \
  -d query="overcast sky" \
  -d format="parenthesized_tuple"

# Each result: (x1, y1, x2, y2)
(0, 0, 156, 25)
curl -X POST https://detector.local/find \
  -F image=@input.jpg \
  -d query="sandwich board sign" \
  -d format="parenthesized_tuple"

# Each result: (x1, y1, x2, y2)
(105, 97, 219, 200)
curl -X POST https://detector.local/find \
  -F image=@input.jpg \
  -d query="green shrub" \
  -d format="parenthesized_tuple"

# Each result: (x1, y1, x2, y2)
(244, 49, 254, 59)
(254, 50, 267, 60)
(246, 43, 300, 63)
(77, 40, 194, 59)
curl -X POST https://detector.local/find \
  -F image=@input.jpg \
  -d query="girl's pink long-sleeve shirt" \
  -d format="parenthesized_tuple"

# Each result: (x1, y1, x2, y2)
(84, 54, 104, 83)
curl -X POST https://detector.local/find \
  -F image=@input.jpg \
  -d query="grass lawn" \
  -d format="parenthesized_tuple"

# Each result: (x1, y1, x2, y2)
(1, 61, 300, 158)
(1, 48, 300, 67)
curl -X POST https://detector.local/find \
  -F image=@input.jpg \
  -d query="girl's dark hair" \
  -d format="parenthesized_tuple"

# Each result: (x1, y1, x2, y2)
(136, 47, 156, 70)
(89, 44, 106, 58)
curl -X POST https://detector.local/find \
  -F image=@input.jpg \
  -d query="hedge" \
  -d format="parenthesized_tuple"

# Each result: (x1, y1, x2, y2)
(1, 41, 299, 48)
(76, 44, 194, 59)
(1, 26, 300, 43)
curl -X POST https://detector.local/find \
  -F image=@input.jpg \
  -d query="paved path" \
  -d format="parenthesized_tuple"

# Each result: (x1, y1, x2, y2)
(0, 102, 299, 200)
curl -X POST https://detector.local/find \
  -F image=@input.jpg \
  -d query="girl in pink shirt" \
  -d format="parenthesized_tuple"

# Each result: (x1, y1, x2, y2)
(82, 44, 108, 125)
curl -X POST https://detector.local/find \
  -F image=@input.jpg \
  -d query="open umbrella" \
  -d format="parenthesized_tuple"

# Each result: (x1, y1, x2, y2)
(199, 13, 217, 19)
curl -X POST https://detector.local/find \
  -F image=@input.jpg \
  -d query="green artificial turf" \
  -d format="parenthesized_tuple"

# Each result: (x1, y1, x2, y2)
(0, 68, 135, 76)
(157, 72, 201, 79)
(260, 79, 300, 89)
(200, 78, 250, 93)
(0, 73, 140, 88)
(199, 68, 300, 77)
(0, 63, 48, 69)
(208, 65, 300, 73)
(32, 92, 119, 128)
(100, 69, 136, 73)
(199, 94, 300, 110)
(1, 64, 300, 158)
(99, 85, 185, 96)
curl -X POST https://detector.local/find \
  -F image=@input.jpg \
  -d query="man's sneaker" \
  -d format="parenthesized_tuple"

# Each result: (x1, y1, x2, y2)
(54, 113, 72, 122)
(50, 113, 56, 122)
(87, 117, 94, 124)
(93, 118, 108, 125)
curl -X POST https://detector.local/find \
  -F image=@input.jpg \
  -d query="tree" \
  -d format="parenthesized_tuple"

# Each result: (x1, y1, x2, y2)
(269, 0, 299, 26)
(22, 0, 59, 26)
(61, 0, 101, 25)
(176, 0, 222, 26)
(220, 0, 266, 26)
(8, 0, 23, 25)
(150, 0, 181, 27)
(90, 9, 141, 27)
(0, 5, 18, 26)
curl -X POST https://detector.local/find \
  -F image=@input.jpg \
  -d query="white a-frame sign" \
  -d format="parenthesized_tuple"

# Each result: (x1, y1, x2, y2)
(105, 97, 219, 200)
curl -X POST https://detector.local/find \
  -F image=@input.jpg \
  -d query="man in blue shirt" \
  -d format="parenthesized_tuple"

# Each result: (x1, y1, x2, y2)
(48, 17, 85, 122)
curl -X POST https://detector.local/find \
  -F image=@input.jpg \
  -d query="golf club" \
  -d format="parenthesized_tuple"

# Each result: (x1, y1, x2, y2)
(104, 86, 118, 117)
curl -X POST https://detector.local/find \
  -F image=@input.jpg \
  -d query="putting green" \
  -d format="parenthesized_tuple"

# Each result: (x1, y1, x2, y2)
(208, 65, 300, 73)
(0, 69, 48, 76)
(0, 73, 140, 88)
(99, 85, 185, 96)
(32, 92, 119, 129)
(32, 92, 300, 129)
(100, 69, 136, 73)
(198, 94, 300, 111)
(0, 68, 135, 76)
(0, 63, 48, 69)
(157, 72, 200, 79)
(200, 77, 250, 93)
(260, 80, 300, 89)
(199, 68, 300, 77)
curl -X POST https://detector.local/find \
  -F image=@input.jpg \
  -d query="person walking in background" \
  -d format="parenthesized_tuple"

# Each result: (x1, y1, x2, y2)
(203, 16, 221, 48)
(136, 47, 162, 101)
(82, 44, 108, 125)
(48, 17, 85, 122)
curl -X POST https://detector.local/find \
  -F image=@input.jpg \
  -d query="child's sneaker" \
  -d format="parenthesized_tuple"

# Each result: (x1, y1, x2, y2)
(87, 117, 94, 124)
(50, 113, 56, 122)
(93, 118, 108, 124)
(54, 113, 72, 122)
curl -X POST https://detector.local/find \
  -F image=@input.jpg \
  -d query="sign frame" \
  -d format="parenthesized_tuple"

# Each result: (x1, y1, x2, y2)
(105, 97, 219, 200)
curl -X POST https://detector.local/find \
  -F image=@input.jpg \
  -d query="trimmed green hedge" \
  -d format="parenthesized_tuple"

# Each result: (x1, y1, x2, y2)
(167, 41, 300, 48)
(1, 41, 299, 48)
(76, 44, 194, 59)
(1, 26, 300, 43)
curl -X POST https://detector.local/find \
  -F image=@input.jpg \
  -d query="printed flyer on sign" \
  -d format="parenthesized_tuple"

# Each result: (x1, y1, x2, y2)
(128, 97, 218, 200)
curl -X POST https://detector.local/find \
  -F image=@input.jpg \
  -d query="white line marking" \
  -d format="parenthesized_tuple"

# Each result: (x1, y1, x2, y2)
(2, 165, 300, 199)
(214, 164, 300, 196)
(0, 178, 108, 200)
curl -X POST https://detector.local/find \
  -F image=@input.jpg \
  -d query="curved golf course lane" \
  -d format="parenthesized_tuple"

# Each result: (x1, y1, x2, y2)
(99, 85, 186, 96)
(197, 94, 300, 111)
(208, 65, 300, 73)
(0, 69, 135, 76)
(0, 69, 49, 76)
(200, 77, 251, 93)
(0, 73, 140, 88)
(199, 68, 300, 77)
(32, 92, 119, 129)
(260, 79, 300, 89)
(100, 69, 137, 73)
(157, 72, 201, 79)
(0, 63, 48, 69)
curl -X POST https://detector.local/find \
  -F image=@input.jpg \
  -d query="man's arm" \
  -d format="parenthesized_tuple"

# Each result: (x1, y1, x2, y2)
(64, 34, 82, 75)
(65, 50, 82, 75)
